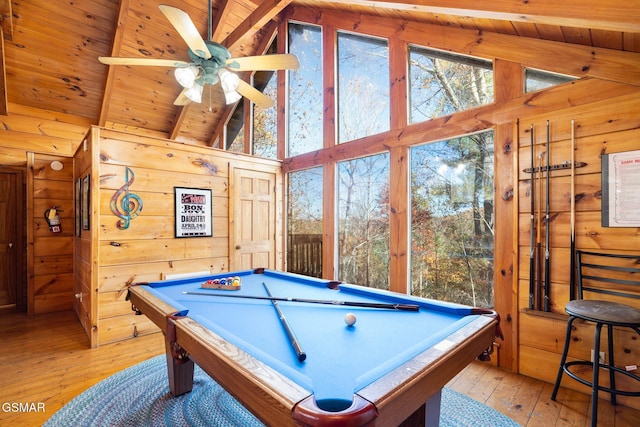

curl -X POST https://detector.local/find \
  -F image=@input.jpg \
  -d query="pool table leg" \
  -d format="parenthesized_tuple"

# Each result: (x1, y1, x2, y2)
(165, 313, 195, 396)
(423, 389, 442, 426)
(398, 389, 441, 427)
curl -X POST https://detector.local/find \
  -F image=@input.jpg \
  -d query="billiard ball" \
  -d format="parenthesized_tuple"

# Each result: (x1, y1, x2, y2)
(344, 312, 357, 326)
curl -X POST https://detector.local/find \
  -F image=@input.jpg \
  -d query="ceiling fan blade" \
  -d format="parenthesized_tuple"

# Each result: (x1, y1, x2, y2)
(158, 5, 211, 59)
(226, 54, 300, 71)
(235, 79, 274, 110)
(98, 57, 191, 67)
(173, 88, 192, 106)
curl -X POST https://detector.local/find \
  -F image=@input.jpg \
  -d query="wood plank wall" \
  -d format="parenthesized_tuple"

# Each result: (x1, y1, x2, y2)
(26, 153, 75, 314)
(516, 94, 640, 409)
(80, 128, 282, 347)
(0, 104, 90, 166)
(73, 133, 95, 341)
(1, 104, 89, 315)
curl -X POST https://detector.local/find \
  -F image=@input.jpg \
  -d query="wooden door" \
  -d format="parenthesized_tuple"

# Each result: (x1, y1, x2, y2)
(230, 168, 276, 270)
(0, 172, 20, 308)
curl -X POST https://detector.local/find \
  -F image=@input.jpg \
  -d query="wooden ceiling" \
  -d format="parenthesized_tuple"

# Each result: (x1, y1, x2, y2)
(1, 0, 639, 146)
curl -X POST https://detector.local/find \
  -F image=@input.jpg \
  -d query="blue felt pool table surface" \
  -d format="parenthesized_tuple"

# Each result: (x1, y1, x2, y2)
(136, 268, 495, 413)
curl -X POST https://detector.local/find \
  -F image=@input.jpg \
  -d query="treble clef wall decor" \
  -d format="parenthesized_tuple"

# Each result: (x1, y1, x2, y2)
(110, 166, 143, 230)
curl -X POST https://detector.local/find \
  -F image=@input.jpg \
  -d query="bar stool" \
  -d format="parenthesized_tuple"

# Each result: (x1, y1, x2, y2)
(551, 250, 640, 426)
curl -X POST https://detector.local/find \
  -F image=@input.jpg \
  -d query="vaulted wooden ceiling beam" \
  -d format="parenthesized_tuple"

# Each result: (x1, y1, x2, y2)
(211, 0, 233, 42)
(326, 0, 640, 33)
(0, 0, 11, 115)
(98, 0, 130, 127)
(222, 0, 294, 51)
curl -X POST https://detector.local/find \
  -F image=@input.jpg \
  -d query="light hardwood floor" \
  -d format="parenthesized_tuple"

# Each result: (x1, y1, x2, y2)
(1, 309, 638, 427)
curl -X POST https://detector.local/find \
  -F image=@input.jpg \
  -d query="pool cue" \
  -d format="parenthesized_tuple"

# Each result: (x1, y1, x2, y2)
(569, 119, 576, 301)
(536, 151, 543, 311)
(263, 282, 306, 362)
(543, 120, 551, 312)
(528, 123, 536, 310)
(182, 291, 421, 311)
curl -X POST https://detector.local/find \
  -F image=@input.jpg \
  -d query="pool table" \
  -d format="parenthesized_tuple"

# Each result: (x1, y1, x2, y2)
(128, 268, 501, 426)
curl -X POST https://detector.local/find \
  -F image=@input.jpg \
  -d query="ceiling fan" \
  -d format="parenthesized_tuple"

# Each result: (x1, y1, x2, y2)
(98, 4, 299, 109)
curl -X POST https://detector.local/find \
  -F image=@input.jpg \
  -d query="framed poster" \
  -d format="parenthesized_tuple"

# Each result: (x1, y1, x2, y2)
(75, 177, 82, 236)
(174, 187, 213, 237)
(602, 150, 640, 227)
(82, 174, 91, 230)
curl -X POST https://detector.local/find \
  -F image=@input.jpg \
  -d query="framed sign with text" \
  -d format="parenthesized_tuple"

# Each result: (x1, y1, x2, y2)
(602, 150, 640, 227)
(174, 187, 213, 237)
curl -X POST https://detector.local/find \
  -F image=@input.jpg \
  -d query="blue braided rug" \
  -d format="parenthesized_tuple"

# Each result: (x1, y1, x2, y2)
(44, 355, 520, 426)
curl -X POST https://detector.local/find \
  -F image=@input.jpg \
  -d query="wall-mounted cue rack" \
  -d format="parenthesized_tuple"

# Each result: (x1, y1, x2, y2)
(525, 120, 585, 313)
(523, 161, 587, 174)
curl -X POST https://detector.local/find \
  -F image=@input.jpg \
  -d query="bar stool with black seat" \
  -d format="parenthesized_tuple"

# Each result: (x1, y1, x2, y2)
(551, 250, 640, 426)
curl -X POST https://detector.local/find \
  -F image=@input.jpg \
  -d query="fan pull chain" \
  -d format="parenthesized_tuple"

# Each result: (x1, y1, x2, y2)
(208, 84, 213, 112)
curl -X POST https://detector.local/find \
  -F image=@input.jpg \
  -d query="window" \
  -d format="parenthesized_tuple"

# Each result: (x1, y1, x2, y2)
(252, 71, 277, 158)
(288, 23, 323, 157)
(525, 68, 575, 93)
(226, 103, 244, 153)
(253, 42, 279, 159)
(338, 153, 390, 288)
(410, 131, 494, 307)
(337, 32, 389, 143)
(409, 47, 493, 124)
(287, 167, 324, 277)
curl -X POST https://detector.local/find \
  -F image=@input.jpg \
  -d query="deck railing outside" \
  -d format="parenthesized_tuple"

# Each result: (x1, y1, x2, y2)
(287, 234, 322, 278)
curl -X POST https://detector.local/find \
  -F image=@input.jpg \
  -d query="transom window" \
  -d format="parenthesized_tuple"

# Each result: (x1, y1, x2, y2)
(409, 46, 493, 124)
(525, 68, 576, 93)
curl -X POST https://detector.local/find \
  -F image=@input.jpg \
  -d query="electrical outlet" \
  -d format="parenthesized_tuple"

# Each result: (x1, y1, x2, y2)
(590, 349, 605, 364)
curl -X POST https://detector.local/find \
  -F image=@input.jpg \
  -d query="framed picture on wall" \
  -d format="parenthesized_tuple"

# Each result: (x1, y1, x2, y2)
(82, 174, 90, 230)
(602, 149, 640, 227)
(174, 187, 213, 238)
(75, 177, 82, 236)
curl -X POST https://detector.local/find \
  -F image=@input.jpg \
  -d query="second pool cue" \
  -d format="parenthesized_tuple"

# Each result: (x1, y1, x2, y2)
(536, 152, 543, 311)
(543, 120, 551, 312)
(569, 119, 576, 301)
(528, 123, 535, 310)
(262, 282, 306, 362)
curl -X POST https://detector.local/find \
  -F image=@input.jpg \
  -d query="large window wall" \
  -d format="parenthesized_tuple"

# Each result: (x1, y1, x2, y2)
(284, 21, 498, 301)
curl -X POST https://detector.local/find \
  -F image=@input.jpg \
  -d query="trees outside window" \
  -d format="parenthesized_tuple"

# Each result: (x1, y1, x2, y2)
(409, 46, 493, 124)
(287, 168, 323, 277)
(282, 22, 500, 306)
(337, 32, 390, 143)
(253, 69, 278, 159)
(410, 131, 494, 308)
(338, 154, 390, 289)
(288, 23, 323, 157)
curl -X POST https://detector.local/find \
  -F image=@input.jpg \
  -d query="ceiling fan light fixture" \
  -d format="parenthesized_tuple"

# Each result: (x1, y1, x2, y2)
(223, 89, 242, 105)
(184, 83, 204, 103)
(218, 68, 240, 92)
(175, 66, 199, 88)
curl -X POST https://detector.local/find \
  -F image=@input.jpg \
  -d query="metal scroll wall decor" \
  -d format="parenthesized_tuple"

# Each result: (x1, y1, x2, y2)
(110, 167, 143, 229)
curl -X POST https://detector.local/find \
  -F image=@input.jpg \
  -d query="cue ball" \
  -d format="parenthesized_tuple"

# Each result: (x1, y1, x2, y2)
(344, 313, 357, 326)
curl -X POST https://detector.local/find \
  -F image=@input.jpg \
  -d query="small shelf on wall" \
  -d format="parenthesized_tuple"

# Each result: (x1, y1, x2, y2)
(520, 308, 568, 322)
